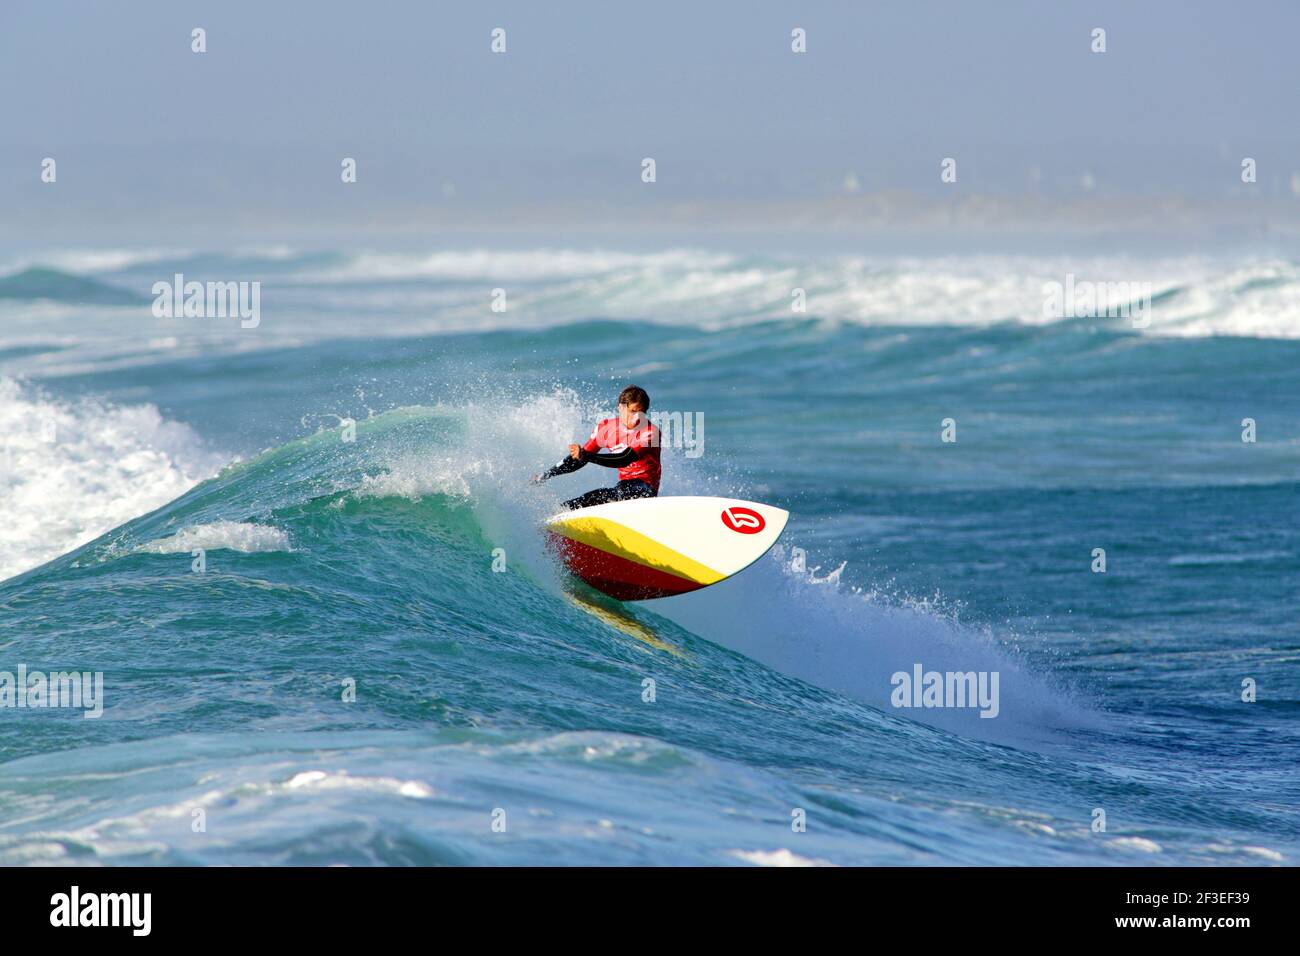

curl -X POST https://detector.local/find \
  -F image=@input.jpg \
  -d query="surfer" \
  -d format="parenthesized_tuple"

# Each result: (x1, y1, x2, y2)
(534, 385, 662, 510)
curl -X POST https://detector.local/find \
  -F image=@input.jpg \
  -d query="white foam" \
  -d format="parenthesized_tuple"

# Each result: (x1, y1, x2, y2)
(1241, 845, 1285, 862)
(0, 378, 227, 581)
(351, 390, 596, 505)
(1150, 258, 1300, 338)
(0, 247, 186, 275)
(138, 520, 290, 555)
(729, 848, 837, 867)
(281, 769, 434, 798)
(354, 456, 483, 500)
(1108, 836, 1164, 854)
(307, 248, 736, 282)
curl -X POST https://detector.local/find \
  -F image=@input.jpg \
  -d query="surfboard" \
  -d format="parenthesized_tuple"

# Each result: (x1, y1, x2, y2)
(543, 496, 788, 601)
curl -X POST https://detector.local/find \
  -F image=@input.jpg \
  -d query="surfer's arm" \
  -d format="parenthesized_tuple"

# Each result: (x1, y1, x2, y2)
(537, 445, 637, 481)
(537, 455, 586, 481)
(579, 447, 637, 468)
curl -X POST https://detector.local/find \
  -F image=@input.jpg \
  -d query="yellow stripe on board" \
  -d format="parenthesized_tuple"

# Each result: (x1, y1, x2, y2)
(551, 516, 725, 585)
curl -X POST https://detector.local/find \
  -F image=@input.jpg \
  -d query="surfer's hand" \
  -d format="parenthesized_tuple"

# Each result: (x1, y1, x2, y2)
(568, 444, 581, 459)
(530, 474, 541, 483)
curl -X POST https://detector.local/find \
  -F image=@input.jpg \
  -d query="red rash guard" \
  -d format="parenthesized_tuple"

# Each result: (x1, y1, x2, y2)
(584, 417, 661, 491)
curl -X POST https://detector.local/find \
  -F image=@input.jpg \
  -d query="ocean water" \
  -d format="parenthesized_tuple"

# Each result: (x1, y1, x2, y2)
(0, 246, 1297, 866)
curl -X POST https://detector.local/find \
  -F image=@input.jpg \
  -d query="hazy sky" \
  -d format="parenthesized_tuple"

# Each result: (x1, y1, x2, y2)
(2, 0, 1297, 241)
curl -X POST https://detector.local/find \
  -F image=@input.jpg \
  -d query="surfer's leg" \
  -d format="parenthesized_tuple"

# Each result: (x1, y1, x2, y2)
(613, 479, 656, 500)
(562, 481, 656, 510)
(562, 487, 621, 510)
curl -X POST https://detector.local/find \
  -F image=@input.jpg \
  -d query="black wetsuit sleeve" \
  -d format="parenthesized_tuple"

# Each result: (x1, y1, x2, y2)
(538, 447, 637, 481)
(581, 447, 637, 469)
(538, 455, 586, 481)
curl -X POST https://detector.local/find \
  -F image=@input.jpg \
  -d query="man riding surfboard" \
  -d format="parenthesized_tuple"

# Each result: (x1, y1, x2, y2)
(534, 385, 661, 510)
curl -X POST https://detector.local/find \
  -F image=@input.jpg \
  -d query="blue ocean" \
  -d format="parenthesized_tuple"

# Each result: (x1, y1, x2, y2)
(0, 246, 1296, 865)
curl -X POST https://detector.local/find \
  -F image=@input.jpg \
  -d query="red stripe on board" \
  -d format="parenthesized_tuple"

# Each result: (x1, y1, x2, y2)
(547, 533, 705, 601)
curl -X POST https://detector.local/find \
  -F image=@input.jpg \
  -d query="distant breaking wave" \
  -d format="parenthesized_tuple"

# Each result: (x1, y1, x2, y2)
(3, 248, 1300, 340)
(0, 267, 145, 306)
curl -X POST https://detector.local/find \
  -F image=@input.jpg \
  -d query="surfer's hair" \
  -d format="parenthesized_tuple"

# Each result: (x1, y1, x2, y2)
(619, 385, 650, 411)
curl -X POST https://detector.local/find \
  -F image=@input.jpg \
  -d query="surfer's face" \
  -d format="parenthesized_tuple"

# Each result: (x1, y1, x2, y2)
(618, 402, 644, 428)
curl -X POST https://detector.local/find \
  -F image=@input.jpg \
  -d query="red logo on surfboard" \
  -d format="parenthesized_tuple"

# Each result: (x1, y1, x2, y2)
(721, 507, 765, 534)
